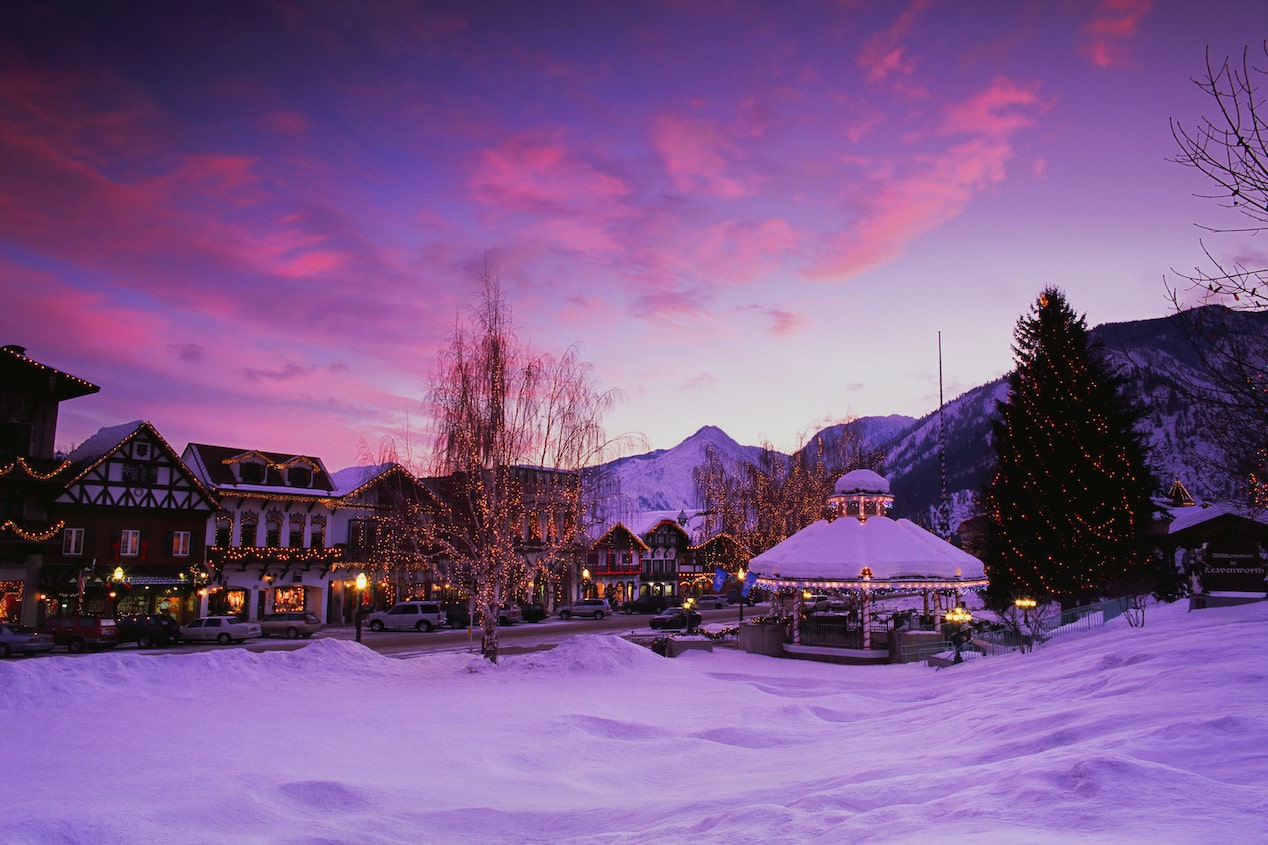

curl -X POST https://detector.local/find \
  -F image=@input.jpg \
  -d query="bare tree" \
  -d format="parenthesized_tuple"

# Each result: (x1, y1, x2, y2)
(693, 426, 882, 558)
(423, 262, 626, 662)
(1168, 43, 1268, 511)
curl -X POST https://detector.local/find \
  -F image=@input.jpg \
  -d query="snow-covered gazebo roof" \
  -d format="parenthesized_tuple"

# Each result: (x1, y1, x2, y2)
(750, 470, 986, 591)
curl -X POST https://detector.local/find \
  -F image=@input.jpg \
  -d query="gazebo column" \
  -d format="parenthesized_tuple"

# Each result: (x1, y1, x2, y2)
(861, 587, 870, 649)
(792, 592, 802, 643)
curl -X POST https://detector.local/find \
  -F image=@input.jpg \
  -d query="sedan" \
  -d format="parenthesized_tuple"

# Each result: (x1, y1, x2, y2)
(181, 616, 263, 644)
(649, 607, 703, 631)
(0, 623, 56, 657)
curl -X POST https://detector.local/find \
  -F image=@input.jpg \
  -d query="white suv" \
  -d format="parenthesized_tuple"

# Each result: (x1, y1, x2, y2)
(365, 601, 447, 632)
(557, 599, 612, 620)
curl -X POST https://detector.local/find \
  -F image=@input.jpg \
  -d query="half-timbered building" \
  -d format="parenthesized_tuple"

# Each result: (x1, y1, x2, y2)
(182, 443, 344, 623)
(328, 462, 444, 619)
(0, 345, 99, 625)
(49, 421, 218, 622)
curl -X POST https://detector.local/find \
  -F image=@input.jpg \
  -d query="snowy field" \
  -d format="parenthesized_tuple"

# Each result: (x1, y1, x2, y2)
(3, 600, 1266, 845)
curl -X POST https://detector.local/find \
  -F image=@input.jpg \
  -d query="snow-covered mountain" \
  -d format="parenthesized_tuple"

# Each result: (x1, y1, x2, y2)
(606, 306, 1267, 527)
(605, 420, 913, 519)
(601, 425, 765, 520)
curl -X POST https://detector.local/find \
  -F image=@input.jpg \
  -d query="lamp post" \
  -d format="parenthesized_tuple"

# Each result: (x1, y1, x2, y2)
(737, 568, 747, 623)
(1014, 597, 1037, 651)
(581, 567, 590, 600)
(354, 573, 367, 643)
(683, 596, 697, 634)
(945, 605, 973, 664)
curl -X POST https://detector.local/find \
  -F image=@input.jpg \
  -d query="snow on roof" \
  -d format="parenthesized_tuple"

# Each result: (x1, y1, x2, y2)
(330, 464, 396, 497)
(1164, 501, 1268, 534)
(750, 514, 985, 585)
(67, 420, 144, 462)
(833, 469, 890, 495)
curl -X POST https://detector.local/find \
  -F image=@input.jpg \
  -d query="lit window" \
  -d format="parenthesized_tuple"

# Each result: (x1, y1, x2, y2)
(120, 530, 140, 557)
(172, 531, 190, 557)
(63, 527, 84, 556)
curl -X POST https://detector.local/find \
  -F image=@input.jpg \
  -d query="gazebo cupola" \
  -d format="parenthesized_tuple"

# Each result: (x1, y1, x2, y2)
(826, 468, 893, 523)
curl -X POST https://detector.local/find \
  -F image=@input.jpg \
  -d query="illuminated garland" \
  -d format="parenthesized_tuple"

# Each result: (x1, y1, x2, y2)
(0, 519, 65, 541)
(0, 457, 71, 480)
(212, 546, 344, 564)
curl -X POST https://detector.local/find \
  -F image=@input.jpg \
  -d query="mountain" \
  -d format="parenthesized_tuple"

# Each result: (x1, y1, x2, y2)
(606, 419, 913, 520)
(601, 425, 765, 521)
(607, 306, 1268, 528)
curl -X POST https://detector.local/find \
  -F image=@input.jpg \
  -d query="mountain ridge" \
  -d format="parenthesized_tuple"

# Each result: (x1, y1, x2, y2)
(606, 306, 1267, 527)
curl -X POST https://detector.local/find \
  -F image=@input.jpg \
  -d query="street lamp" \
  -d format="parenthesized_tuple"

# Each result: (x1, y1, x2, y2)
(581, 567, 591, 600)
(1014, 597, 1037, 652)
(736, 568, 747, 622)
(354, 573, 368, 643)
(682, 596, 697, 634)
(945, 605, 973, 664)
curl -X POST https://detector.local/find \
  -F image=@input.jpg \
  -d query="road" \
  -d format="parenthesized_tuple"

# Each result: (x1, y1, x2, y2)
(72, 604, 764, 659)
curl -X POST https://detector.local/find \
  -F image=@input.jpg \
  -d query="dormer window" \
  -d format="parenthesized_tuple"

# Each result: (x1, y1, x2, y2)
(287, 465, 312, 487)
(238, 461, 266, 484)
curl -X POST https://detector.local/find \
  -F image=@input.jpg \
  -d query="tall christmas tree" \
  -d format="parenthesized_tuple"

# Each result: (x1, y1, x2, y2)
(982, 287, 1158, 607)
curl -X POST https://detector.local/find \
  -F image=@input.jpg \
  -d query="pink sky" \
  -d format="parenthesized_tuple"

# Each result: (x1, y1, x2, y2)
(1, 1, 1262, 471)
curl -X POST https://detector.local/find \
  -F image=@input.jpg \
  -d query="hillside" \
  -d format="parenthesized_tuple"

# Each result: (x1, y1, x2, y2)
(607, 306, 1267, 527)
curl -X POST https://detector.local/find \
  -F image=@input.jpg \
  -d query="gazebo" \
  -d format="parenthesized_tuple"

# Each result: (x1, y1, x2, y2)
(749, 469, 987, 657)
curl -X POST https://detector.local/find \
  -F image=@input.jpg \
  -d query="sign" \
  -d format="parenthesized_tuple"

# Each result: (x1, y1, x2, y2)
(712, 568, 727, 593)
(1199, 543, 1268, 593)
(741, 569, 758, 598)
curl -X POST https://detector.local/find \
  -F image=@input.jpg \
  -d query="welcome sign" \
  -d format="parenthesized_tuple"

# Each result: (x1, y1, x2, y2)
(1201, 543, 1268, 593)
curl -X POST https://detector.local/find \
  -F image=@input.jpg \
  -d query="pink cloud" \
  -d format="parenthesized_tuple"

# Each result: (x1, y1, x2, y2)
(856, 0, 934, 94)
(1078, 0, 1152, 69)
(806, 77, 1048, 280)
(651, 114, 753, 199)
(468, 132, 631, 213)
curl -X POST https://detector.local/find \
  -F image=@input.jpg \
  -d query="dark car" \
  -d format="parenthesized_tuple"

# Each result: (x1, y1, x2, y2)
(260, 611, 322, 639)
(115, 613, 181, 648)
(0, 623, 55, 657)
(443, 603, 522, 628)
(623, 595, 668, 615)
(38, 615, 120, 653)
(649, 607, 702, 631)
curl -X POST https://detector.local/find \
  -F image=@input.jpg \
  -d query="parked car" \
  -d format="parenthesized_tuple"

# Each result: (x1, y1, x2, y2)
(518, 602, 547, 623)
(556, 598, 612, 620)
(115, 613, 181, 648)
(649, 607, 702, 631)
(182, 616, 262, 644)
(260, 611, 322, 639)
(622, 595, 668, 615)
(0, 623, 56, 657)
(801, 594, 833, 613)
(442, 603, 521, 628)
(693, 594, 728, 610)
(725, 589, 759, 607)
(365, 601, 446, 632)
(38, 615, 119, 653)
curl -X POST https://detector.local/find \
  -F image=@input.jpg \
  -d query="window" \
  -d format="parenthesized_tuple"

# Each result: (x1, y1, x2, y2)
(121, 461, 158, 484)
(240, 514, 258, 547)
(63, 527, 85, 556)
(287, 466, 312, 487)
(134, 442, 150, 459)
(238, 462, 265, 484)
(288, 517, 304, 548)
(172, 531, 190, 557)
(214, 514, 232, 547)
(265, 511, 283, 548)
(0, 422, 31, 457)
(120, 530, 140, 557)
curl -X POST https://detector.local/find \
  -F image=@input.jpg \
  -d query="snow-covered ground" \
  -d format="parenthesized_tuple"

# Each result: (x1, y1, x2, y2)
(4, 600, 1266, 844)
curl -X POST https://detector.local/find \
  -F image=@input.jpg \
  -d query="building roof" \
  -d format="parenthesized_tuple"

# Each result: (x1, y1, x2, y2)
(750, 514, 986, 589)
(0, 344, 99, 401)
(183, 443, 336, 494)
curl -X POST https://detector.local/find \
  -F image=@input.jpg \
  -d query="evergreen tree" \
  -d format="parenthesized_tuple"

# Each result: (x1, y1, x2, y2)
(983, 287, 1158, 607)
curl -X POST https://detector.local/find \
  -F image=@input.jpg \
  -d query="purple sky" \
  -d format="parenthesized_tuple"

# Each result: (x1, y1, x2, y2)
(2, 1, 1262, 470)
